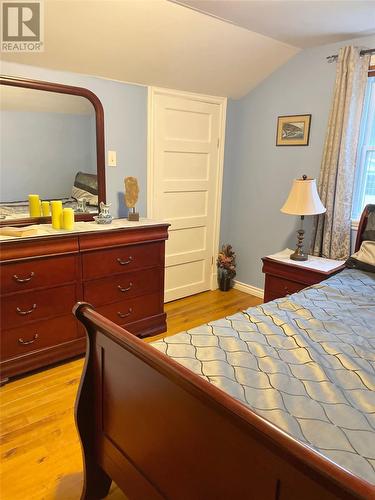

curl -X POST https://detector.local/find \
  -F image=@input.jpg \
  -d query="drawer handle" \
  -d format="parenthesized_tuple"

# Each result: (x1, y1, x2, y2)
(18, 333, 39, 345)
(117, 256, 133, 266)
(16, 304, 37, 315)
(13, 272, 35, 283)
(118, 282, 133, 293)
(117, 307, 133, 319)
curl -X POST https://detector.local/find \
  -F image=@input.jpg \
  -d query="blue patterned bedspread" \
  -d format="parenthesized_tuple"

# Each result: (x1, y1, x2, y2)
(152, 269, 375, 484)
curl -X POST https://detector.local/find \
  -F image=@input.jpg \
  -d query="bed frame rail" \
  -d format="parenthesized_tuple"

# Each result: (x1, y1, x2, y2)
(74, 302, 374, 500)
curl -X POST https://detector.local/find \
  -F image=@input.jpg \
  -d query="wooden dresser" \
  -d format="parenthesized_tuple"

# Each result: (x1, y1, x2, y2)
(0, 221, 169, 383)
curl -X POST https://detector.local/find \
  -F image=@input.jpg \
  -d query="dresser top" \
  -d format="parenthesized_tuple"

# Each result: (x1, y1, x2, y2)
(0, 218, 169, 243)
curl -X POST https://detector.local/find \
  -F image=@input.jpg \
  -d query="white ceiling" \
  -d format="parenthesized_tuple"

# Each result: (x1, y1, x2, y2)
(0, 0, 373, 99)
(0, 0, 298, 99)
(173, 0, 375, 49)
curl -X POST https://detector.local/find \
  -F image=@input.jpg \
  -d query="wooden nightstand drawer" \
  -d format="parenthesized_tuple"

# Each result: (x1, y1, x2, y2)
(82, 242, 163, 279)
(266, 275, 305, 299)
(262, 254, 345, 303)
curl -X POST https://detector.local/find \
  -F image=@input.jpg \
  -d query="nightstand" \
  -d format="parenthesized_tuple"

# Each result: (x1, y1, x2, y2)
(262, 249, 345, 302)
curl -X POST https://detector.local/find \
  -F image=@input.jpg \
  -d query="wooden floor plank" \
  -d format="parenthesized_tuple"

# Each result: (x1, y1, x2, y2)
(0, 289, 262, 499)
(0, 358, 83, 395)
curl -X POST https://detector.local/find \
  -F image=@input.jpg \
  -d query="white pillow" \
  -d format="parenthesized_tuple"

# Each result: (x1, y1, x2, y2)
(72, 186, 98, 206)
(351, 241, 375, 266)
(346, 240, 375, 273)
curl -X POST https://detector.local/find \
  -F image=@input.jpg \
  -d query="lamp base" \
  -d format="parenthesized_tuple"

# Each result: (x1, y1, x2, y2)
(290, 249, 308, 261)
(290, 226, 308, 261)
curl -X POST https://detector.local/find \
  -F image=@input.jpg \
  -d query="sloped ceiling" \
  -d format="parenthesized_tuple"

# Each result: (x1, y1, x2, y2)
(173, 0, 375, 49)
(0, 0, 299, 98)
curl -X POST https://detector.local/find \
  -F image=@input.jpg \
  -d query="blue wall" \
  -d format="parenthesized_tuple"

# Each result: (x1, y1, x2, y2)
(1, 111, 96, 201)
(1, 61, 148, 217)
(3, 36, 375, 291)
(220, 34, 375, 290)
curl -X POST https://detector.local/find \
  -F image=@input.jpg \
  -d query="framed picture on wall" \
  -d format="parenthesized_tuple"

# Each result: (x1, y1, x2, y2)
(276, 114, 311, 146)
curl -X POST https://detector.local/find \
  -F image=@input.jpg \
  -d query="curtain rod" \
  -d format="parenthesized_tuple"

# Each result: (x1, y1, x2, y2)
(327, 48, 375, 63)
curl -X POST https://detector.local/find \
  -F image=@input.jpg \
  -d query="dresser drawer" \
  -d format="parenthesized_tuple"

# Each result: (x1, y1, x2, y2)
(1, 315, 79, 360)
(84, 268, 162, 307)
(266, 275, 305, 299)
(82, 242, 162, 280)
(1, 284, 77, 330)
(97, 292, 161, 327)
(0, 255, 77, 294)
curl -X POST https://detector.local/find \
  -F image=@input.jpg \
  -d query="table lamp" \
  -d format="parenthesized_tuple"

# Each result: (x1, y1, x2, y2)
(281, 175, 326, 261)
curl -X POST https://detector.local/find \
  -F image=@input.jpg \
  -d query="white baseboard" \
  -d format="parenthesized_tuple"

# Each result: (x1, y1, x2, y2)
(233, 280, 264, 299)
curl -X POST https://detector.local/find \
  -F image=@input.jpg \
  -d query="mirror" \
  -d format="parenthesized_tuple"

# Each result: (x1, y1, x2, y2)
(0, 76, 105, 225)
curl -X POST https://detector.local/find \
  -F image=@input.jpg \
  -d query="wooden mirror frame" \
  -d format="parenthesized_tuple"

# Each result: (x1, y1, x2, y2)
(0, 75, 105, 226)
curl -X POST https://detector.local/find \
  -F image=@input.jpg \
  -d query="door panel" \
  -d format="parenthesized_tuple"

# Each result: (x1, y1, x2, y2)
(164, 152, 209, 180)
(167, 226, 206, 255)
(150, 91, 225, 302)
(165, 260, 207, 299)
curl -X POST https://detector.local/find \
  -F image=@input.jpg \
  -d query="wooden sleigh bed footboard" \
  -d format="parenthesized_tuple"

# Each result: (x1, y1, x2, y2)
(73, 302, 374, 500)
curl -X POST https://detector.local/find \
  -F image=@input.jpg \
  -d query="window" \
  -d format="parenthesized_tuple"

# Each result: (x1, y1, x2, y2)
(352, 75, 375, 221)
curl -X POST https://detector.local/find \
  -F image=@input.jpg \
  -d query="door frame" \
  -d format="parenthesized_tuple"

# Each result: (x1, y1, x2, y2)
(147, 86, 227, 291)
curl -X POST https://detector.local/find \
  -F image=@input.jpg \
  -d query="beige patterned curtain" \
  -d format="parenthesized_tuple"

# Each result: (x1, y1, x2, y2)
(311, 46, 370, 259)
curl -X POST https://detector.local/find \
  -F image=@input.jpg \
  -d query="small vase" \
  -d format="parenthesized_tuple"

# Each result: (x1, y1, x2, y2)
(218, 270, 232, 292)
(94, 202, 113, 224)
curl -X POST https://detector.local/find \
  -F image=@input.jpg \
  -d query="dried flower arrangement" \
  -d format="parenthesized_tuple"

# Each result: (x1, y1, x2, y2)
(217, 244, 236, 280)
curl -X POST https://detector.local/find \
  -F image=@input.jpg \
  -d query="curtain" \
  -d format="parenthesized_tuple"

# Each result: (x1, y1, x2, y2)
(311, 46, 370, 259)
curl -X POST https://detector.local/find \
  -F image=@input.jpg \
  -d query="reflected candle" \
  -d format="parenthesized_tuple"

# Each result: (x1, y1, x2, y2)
(28, 194, 41, 217)
(41, 201, 51, 217)
(62, 208, 75, 230)
(51, 200, 63, 229)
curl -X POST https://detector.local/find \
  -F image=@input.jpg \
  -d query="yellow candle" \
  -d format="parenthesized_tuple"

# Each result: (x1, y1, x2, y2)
(28, 194, 41, 217)
(62, 208, 75, 230)
(51, 200, 63, 229)
(41, 201, 51, 217)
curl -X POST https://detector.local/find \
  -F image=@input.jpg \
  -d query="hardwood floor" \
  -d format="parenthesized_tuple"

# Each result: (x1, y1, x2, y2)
(0, 289, 262, 499)
(155, 288, 262, 340)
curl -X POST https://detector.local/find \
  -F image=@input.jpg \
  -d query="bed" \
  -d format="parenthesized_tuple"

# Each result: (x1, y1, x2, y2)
(0, 172, 98, 221)
(0, 197, 98, 220)
(74, 205, 375, 500)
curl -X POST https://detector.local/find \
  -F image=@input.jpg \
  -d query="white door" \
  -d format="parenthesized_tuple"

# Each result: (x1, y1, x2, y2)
(148, 88, 226, 302)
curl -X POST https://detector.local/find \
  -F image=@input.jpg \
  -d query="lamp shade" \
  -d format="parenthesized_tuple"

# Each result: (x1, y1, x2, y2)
(280, 176, 326, 216)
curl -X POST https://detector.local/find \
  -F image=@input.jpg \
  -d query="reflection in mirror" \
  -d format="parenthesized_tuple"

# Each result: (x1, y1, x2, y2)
(0, 85, 98, 221)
